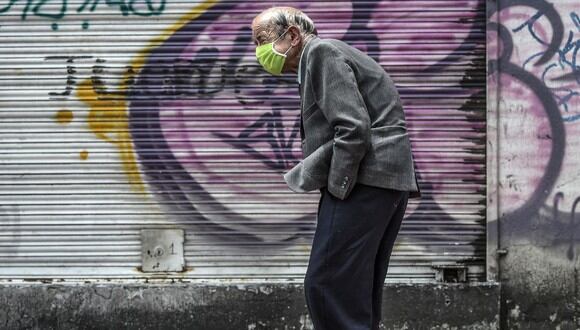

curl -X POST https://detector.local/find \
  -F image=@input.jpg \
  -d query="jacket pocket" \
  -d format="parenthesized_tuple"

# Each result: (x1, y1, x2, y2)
(283, 139, 333, 193)
(302, 139, 334, 179)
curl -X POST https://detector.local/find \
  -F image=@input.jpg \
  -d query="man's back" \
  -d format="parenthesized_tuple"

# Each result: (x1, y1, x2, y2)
(323, 39, 408, 130)
(284, 37, 421, 199)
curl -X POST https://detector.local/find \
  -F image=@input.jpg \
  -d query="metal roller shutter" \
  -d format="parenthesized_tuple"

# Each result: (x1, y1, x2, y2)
(0, 0, 486, 282)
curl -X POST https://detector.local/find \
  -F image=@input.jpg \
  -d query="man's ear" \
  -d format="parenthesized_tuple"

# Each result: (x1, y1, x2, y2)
(288, 26, 302, 46)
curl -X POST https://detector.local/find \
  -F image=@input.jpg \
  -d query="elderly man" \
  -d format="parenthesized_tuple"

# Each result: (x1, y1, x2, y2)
(251, 7, 421, 330)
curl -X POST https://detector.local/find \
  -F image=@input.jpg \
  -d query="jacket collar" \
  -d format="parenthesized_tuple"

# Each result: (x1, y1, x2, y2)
(298, 36, 320, 85)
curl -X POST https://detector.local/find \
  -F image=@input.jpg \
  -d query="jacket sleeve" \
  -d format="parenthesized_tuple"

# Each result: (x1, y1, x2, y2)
(307, 42, 371, 200)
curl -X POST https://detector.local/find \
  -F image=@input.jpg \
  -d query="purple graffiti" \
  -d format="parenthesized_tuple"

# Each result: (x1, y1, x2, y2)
(128, 1, 486, 253)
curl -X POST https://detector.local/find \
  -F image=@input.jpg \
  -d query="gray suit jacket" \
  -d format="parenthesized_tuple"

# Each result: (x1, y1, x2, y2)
(283, 37, 421, 200)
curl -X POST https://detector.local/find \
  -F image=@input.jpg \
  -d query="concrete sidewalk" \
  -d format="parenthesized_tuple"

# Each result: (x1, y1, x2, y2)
(0, 282, 499, 329)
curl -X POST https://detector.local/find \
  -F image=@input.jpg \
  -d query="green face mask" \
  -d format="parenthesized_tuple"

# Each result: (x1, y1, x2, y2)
(255, 29, 293, 75)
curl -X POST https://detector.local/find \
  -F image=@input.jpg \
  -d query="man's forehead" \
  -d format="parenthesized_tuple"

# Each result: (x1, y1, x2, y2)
(251, 23, 274, 45)
(252, 18, 268, 34)
(252, 12, 277, 34)
(252, 25, 266, 37)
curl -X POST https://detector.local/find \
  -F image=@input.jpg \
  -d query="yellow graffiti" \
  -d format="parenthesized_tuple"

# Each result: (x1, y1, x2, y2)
(77, 78, 145, 192)
(76, 0, 219, 194)
(80, 150, 89, 160)
(55, 109, 73, 124)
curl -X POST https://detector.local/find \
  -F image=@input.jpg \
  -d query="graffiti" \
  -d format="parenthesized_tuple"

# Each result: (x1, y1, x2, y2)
(487, 0, 580, 236)
(42, 55, 146, 190)
(488, 0, 566, 219)
(45, 56, 134, 99)
(0, 0, 497, 299)
(512, 10, 580, 119)
(52, 57, 297, 101)
(45, 56, 92, 98)
(49, 57, 302, 172)
(19, 0, 487, 260)
(550, 192, 580, 261)
(121, 0, 487, 251)
(0, 0, 166, 30)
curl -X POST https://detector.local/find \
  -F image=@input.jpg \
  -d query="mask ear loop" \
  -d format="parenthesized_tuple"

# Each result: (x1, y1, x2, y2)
(273, 28, 290, 43)
(271, 28, 293, 57)
(283, 44, 293, 56)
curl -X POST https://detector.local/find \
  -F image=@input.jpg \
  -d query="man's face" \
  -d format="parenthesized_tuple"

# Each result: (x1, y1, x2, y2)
(251, 18, 296, 74)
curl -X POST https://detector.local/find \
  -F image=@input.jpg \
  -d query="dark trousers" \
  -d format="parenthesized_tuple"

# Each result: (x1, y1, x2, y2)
(304, 183, 409, 330)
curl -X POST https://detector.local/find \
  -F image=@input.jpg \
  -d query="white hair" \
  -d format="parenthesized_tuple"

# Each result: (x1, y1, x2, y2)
(264, 7, 317, 38)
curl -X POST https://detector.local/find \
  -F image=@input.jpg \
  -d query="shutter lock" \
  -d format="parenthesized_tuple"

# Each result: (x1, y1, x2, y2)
(141, 229, 184, 272)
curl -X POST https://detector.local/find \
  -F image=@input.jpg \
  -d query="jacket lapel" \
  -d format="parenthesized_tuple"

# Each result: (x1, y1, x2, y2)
(298, 37, 318, 96)
(298, 37, 319, 141)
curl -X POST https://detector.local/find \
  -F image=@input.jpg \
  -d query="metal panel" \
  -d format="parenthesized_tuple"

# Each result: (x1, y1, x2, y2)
(0, 0, 486, 282)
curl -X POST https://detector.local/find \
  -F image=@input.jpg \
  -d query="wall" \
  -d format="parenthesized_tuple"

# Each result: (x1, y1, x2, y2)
(487, 0, 580, 328)
(0, 0, 517, 329)
(0, 0, 487, 282)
